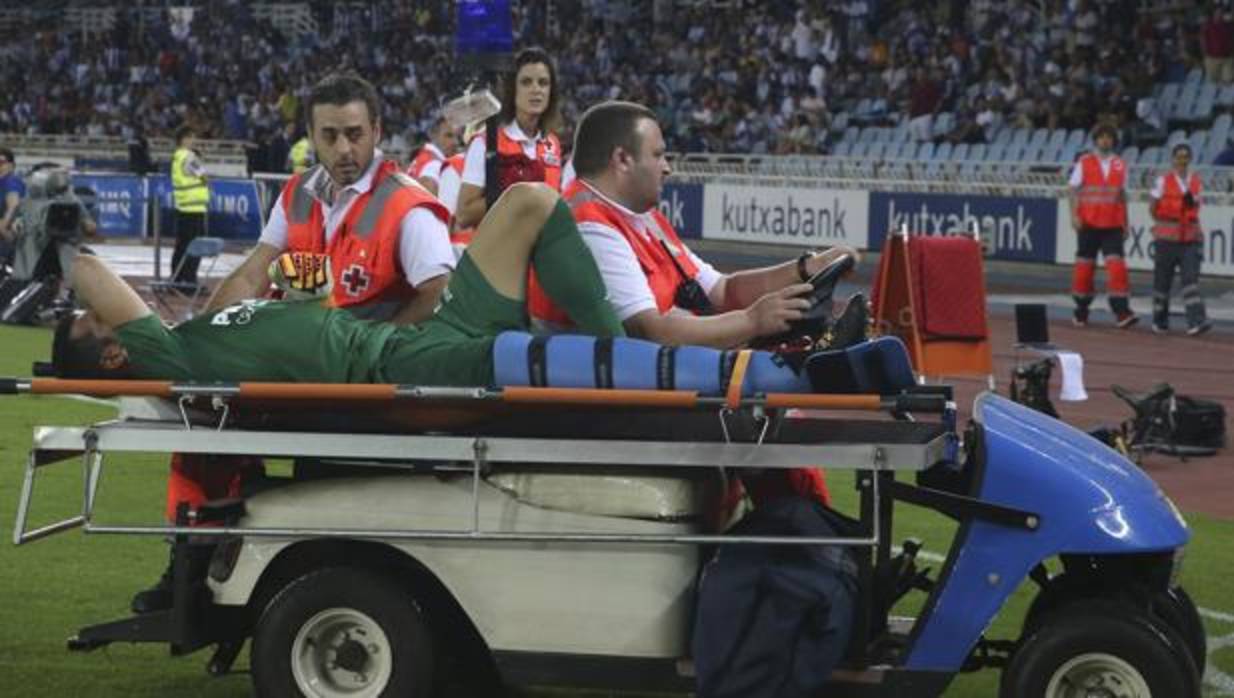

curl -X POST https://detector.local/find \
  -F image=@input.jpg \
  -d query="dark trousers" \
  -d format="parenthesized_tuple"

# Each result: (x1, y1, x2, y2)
(171, 210, 206, 284)
(1152, 239, 1207, 329)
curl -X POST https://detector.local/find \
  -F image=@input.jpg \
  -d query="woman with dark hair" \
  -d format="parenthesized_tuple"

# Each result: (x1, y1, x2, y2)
(454, 47, 565, 229)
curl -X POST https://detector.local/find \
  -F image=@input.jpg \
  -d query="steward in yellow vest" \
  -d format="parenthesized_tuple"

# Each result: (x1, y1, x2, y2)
(170, 125, 209, 285)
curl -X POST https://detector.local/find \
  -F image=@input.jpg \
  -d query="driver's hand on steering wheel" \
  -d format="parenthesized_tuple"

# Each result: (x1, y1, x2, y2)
(802, 246, 860, 279)
(745, 283, 813, 336)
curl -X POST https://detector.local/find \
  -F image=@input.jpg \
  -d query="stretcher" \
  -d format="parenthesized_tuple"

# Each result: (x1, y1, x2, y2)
(2, 359, 1200, 697)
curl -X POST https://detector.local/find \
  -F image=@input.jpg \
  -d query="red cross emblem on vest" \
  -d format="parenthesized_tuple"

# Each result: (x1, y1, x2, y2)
(340, 263, 371, 297)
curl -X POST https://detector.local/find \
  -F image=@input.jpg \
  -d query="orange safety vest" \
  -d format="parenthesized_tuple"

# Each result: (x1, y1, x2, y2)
(528, 180, 701, 327)
(407, 144, 443, 180)
(282, 160, 449, 317)
(1152, 171, 1203, 243)
(440, 153, 475, 249)
(1075, 153, 1127, 229)
(470, 126, 563, 194)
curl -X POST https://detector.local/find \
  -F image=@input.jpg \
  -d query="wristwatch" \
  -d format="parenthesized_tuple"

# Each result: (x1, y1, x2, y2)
(796, 250, 815, 282)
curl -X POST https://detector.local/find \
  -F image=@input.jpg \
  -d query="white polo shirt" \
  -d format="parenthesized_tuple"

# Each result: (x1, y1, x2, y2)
(574, 181, 721, 321)
(259, 150, 455, 287)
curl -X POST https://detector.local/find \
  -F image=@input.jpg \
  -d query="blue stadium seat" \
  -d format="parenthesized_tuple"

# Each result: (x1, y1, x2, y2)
(1166, 129, 1187, 148)
(831, 111, 850, 134)
(1047, 129, 1068, 148)
(967, 143, 987, 161)
(1028, 128, 1049, 148)
(916, 141, 936, 160)
(1066, 128, 1086, 147)
(1186, 67, 1204, 83)
(951, 143, 969, 161)
(1009, 129, 1029, 147)
(832, 141, 853, 157)
(843, 125, 860, 143)
(934, 142, 954, 161)
(1041, 145, 1063, 163)
(1218, 85, 1234, 109)
(1141, 146, 1163, 164)
(1159, 83, 1183, 104)
(985, 142, 1006, 161)
(1121, 146, 1140, 164)
(1192, 96, 1214, 124)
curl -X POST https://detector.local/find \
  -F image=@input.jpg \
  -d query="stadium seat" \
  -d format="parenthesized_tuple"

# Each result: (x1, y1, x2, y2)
(1167, 129, 1187, 148)
(967, 143, 987, 161)
(932, 112, 954, 139)
(934, 142, 954, 161)
(916, 141, 936, 160)
(1218, 85, 1234, 109)
(985, 143, 1006, 161)
(1191, 96, 1214, 124)
(1047, 129, 1067, 148)
(830, 111, 849, 133)
(1066, 128, 1086, 147)
(1186, 67, 1204, 83)
(951, 143, 969, 161)
(1028, 128, 1049, 148)
(1141, 146, 1163, 164)
(1160, 83, 1183, 104)
(1009, 129, 1029, 147)
(832, 141, 853, 157)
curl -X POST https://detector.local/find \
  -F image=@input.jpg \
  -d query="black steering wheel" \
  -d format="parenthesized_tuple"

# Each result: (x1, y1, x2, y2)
(755, 253, 856, 348)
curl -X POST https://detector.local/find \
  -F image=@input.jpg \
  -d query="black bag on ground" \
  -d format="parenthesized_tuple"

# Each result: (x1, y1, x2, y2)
(692, 497, 858, 698)
(1010, 358, 1058, 417)
(1173, 395, 1226, 450)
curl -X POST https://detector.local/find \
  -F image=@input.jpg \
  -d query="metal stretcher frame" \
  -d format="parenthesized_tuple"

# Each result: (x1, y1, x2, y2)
(9, 378, 955, 551)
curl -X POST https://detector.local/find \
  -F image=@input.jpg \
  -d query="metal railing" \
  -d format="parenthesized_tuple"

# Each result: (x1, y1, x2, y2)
(667, 152, 1234, 203)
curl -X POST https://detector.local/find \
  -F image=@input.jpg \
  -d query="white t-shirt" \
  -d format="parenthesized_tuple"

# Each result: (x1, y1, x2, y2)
(259, 152, 455, 288)
(461, 121, 547, 187)
(1068, 154, 1121, 188)
(436, 161, 462, 217)
(574, 182, 721, 321)
(1149, 171, 1193, 200)
(411, 143, 444, 184)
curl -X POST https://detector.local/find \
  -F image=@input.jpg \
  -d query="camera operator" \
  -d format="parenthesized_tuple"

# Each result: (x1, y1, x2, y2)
(7, 167, 96, 285)
(1149, 143, 1211, 335)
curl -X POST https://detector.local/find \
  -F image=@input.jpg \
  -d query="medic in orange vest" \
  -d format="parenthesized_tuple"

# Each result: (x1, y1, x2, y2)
(406, 114, 460, 196)
(134, 73, 456, 614)
(1148, 143, 1212, 335)
(455, 47, 564, 230)
(530, 100, 865, 510)
(1067, 123, 1138, 328)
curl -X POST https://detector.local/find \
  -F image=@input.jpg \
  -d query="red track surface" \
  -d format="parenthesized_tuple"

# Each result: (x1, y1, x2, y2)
(944, 313, 1233, 519)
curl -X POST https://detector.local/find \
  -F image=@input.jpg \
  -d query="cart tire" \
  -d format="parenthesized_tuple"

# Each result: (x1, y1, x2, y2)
(1000, 601, 1200, 698)
(1151, 586, 1207, 677)
(1024, 578, 1207, 677)
(251, 567, 434, 698)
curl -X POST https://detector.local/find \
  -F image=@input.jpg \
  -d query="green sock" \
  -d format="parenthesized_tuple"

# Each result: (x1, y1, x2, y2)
(532, 200, 625, 337)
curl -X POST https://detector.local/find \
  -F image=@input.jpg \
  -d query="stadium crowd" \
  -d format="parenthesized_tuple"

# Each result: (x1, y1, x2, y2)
(0, 0, 1231, 167)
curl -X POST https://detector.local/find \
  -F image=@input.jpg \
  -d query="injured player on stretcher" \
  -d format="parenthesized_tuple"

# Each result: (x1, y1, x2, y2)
(52, 183, 907, 396)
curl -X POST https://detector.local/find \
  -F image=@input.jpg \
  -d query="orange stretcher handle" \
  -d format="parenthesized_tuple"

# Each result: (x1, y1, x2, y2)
(237, 382, 399, 401)
(763, 393, 883, 410)
(502, 386, 700, 408)
(29, 378, 174, 397)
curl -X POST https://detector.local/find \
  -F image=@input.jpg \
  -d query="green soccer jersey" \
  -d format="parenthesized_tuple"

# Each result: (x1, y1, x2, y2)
(116, 299, 399, 383)
(114, 253, 519, 387)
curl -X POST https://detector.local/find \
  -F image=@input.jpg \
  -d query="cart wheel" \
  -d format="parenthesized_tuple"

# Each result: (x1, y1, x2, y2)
(1024, 578, 1208, 678)
(251, 567, 434, 698)
(1151, 586, 1207, 677)
(1000, 601, 1200, 698)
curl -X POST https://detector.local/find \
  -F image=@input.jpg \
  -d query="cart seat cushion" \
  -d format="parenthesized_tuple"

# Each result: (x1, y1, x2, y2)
(485, 471, 704, 520)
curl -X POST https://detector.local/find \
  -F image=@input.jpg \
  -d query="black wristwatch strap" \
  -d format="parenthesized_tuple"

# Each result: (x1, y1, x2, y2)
(796, 251, 813, 282)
